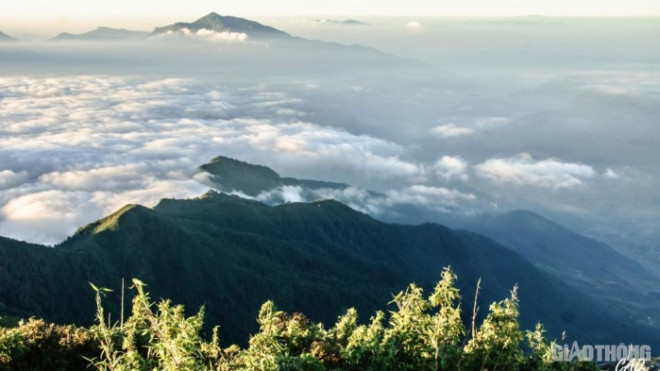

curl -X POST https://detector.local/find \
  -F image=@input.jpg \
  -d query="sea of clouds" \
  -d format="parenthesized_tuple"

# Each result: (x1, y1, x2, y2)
(0, 72, 656, 247)
(0, 75, 482, 243)
(0, 17, 658, 262)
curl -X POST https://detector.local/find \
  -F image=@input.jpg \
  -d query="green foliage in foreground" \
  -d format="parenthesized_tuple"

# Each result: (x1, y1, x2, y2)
(1, 268, 597, 370)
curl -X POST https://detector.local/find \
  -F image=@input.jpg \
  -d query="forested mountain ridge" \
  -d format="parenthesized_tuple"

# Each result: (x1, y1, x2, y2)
(1, 191, 657, 348)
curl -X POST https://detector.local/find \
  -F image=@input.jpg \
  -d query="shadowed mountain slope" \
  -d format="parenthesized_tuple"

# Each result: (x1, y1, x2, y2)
(1, 192, 657, 347)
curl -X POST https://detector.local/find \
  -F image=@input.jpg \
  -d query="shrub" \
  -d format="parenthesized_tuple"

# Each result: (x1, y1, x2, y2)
(1, 268, 598, 370)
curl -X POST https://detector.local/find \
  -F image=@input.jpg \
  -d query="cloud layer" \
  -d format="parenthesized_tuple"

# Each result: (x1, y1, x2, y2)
(475, 153, 596, 189)
(0, 21, 658, 256)
(152, 28, 249, 42)
(0, 76, 473, 243)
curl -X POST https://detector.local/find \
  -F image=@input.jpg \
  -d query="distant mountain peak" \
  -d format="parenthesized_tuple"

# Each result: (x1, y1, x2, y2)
(152, 13, 291, 39)
(199, 12, 223, 21)
(0, 30, 16, 41)
(199, 156, 347, 197)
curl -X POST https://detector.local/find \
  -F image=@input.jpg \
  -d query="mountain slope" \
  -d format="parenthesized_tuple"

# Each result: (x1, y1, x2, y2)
(53, 27, 149, 41)
(0, 193, 656, 347)
(460, 210, 655, 284)
(153, 12, 291, 39)
(0, 30, 15, 41)
(456, 210, 660, 328)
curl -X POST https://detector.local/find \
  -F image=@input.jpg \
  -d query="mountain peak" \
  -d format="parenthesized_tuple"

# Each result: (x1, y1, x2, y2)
(199, 156, 283, 196)
(199, 156, 348, 197)
(72, 204, 151, 237)
(199, 12, 223, 21)
(152, 13, 291, 39)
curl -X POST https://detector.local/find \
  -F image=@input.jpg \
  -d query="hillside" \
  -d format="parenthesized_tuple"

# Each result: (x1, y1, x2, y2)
(457, 210, 660, 327)
(459, 210, 655, 286)
(0, 192, 657, 347)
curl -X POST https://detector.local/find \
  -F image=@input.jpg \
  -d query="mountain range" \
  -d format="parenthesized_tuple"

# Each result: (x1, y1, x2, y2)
(199, 156, 660, 328)
(41, 12, 418, 73)
(54, 27, 149, 41)
(456, 210, 660, 328)
(1, 156, 658, 348)
(0, 192, 653, 347)
(50, 13, 370, 42)
(457, 210, 657, 290)
(52, 13, 293, 41)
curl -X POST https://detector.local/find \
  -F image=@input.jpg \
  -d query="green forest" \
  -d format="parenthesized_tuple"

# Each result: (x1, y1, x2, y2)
(3, 192, 652, 348)
(0, 268, 598, 370)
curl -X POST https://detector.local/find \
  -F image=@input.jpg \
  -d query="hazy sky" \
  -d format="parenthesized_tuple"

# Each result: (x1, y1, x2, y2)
(3, 0, 659, 36)
(0, 1, 656, 37)
(3, 0, 660, 17)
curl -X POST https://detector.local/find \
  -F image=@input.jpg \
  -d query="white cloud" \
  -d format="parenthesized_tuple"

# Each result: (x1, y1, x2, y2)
(0, 76, 428, 243)
(194, 28, 249, 42)
(230, 120, 424, 182)
(475, 153, 596, 189)
(394, 185, 476, 205)
(39, 164, 147, 191)
(571, 70, 660, 95)
(432, 124, 474, 138)
(252, 183, 477, 217)
(434, 156, 469, 181)
(373, 185, 477, 214)
(153, 28, 249, 42)
(0, 170, 28, 190)
(0, 190, 105, 244)
(256, 185, 305, 203)
(604, 168, 619, 179)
